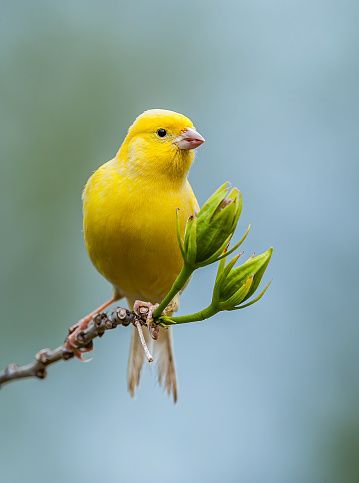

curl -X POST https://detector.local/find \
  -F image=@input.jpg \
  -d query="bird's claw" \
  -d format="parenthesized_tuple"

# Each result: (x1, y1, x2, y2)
(133, 300, 160, 340)
(65, 319, 94, 361)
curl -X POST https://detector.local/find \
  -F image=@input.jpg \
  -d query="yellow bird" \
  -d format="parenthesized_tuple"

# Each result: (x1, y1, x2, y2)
(73, 109, 205, 402)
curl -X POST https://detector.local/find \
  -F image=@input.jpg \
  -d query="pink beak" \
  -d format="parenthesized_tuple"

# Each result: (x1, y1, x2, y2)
(173, 127, 205, 150)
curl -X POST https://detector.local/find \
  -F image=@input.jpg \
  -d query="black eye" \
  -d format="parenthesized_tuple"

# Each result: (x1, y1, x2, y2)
(157, 128, 167, 138)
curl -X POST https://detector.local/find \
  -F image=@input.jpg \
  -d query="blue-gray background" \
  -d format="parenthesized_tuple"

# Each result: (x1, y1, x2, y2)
(1, 1, 358, 482)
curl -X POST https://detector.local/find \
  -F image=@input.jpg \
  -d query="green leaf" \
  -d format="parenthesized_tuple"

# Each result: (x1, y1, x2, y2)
(221, 275, 253, 309)
(210, 224, 251, 264)
(183, 215, 194, 253)
(212, 253, 242, 306)
(232, 280, 272, 310)
(241, 247, 273, 302)
(198, 182, 230, 221)
(175, 209, 185, 260)
(185, 216, 198, 267)
(227, 189, 243, 231)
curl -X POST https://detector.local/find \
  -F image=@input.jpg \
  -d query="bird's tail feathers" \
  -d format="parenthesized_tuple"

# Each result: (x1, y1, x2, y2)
(127, 326, 178, 403)
(154, 327, 178, 403)
(127, 325, 152, 397)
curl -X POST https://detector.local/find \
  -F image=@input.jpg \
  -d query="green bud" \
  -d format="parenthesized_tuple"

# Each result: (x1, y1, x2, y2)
(213, 248, 273, 310)
(179, 182, 245, 268)
(196, 184, 242, 263)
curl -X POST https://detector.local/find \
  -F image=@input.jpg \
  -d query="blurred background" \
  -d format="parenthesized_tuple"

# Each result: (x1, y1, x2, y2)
(0, 0, 358, 482)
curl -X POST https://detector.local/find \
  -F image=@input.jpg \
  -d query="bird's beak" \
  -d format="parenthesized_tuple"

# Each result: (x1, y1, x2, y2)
(173, 128, 205, 150)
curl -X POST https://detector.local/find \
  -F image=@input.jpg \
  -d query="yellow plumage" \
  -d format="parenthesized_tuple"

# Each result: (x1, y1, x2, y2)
(82, 109, 203, 401)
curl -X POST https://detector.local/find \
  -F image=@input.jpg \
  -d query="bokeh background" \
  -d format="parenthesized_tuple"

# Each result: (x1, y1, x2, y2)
(1, 1, 358, 482)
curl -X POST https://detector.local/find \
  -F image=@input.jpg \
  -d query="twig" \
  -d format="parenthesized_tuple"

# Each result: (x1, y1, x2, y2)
(0, 306, 145, 388)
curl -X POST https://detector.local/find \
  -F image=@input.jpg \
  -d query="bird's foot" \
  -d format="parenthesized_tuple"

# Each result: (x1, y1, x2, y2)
(133, 300, 160, 340)
(65, 315, 94, 360)
(65, 297, 118, 360)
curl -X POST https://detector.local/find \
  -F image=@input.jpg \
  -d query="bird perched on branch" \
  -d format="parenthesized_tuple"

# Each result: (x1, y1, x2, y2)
(68, 109, 205, 402)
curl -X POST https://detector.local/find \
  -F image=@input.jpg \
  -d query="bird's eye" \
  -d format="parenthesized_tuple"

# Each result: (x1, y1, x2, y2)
(157, 128, 167, 138)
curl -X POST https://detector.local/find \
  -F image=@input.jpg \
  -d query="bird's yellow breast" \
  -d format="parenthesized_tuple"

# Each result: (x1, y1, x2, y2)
(83, 158, 198, 303)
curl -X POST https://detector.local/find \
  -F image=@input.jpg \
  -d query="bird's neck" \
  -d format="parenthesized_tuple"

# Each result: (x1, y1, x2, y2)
(116, 142, 193, 189)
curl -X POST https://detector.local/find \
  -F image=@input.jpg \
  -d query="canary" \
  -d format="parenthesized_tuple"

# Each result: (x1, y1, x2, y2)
(76, 109, 204, 402)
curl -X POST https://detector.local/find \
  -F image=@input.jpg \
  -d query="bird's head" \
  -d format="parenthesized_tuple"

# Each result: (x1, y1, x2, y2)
(117, 109, 205, 183)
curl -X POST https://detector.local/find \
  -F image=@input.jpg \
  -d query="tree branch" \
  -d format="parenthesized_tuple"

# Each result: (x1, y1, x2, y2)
(0, 183, 273, 391)
(0, 306, 145, 388)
